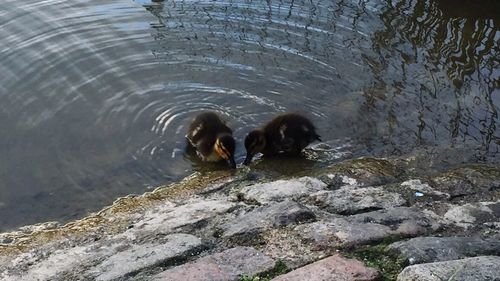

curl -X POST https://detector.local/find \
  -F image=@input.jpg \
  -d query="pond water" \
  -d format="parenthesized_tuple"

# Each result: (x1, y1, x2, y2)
(0, 0, 498, 231)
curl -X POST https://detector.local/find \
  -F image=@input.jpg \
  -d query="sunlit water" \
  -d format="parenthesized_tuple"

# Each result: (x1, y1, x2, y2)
(0, 0, 498, 231)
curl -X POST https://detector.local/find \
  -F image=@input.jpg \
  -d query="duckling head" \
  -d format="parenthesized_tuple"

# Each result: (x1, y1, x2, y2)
(215, 134, 236, 169)
(243, 130, 266, 165)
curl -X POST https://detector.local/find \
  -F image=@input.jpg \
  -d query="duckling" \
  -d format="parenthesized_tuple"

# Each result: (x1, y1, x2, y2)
(243, 113, 321, 165)
(185, 112, 236, 169)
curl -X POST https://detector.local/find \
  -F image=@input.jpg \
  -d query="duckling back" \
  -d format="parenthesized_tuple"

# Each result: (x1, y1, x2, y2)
(262, 113, 321, 155)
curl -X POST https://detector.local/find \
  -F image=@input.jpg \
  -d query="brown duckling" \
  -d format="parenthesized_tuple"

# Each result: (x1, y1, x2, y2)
(186, 112, 236, 169)
(243, 113, 321, 165)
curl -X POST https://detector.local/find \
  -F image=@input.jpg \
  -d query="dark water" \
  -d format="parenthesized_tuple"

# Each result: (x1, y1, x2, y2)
(0, 0, 498, 231)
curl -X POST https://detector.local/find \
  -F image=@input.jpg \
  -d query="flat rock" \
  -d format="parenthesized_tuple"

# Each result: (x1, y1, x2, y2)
(297, 207, 442, 247)
(296, 218, 393, 247)
(350, 207, 442, 236)
(239, 177, 327, 204)
(222, 200, 315, 240)
(397, 256, 500, 281)
(154, 246, 275, 281)
(91, 234, 205, 281)
(122, 199, 237, 240)
(401, 179, 450, 198)
(310, 186, 406, 215)
(272, 254, 379, 281)
(388, 236, 500, 265)
(1, 234, 204, 281)
(444, 201, 500, 228)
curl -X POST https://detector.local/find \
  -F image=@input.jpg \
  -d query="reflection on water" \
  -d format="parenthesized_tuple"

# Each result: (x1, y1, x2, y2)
(369, 0, 499, 160)
(0, 0, 498, 231)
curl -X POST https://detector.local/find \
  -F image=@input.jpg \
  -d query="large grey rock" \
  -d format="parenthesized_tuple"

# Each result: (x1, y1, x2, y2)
(310, 187, 406, 215)
(154, 246, 275, 281)
(223, 200, 315, 240)
(121, 199, 237, 240)
(91, 234, 205, 281)
(297, 207, 442, 247)
(0, 234, 204, 281)
(239, 177, 327, 204)
(272, 254, 379, 281)
(397, 256, 500, 281)
(444, 201, 500, 228)
(350, 207, 442, 236)
(296, 218, 393, 247)
(388, 236, 500, 265)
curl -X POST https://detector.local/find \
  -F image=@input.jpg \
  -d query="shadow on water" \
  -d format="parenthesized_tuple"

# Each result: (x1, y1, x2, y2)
(0, 0, 498, 230)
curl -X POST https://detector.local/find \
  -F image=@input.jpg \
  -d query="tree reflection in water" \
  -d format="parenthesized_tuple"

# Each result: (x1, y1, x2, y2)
(368, 0, 499, 161)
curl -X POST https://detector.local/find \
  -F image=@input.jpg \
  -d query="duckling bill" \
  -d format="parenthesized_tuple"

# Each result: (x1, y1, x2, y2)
(186, 112, 236, 169)
(243, 113, 321, 165)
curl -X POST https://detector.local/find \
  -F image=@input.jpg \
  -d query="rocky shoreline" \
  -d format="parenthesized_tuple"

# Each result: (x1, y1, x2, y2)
(1, 157, 499, 281)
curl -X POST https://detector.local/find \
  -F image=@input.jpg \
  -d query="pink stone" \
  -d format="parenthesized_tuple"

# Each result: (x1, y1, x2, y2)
(154, 247, 274, 281)
(272, 255, 379, 281)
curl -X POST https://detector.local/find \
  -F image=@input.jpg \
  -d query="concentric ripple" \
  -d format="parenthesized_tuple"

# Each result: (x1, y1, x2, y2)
(0, 0, 498, 230)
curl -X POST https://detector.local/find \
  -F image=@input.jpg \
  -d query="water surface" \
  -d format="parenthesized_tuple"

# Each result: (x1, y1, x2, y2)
(0, 0, 498, 231)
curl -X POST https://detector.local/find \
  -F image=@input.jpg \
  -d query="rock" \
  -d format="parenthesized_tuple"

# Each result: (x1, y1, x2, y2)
(388, 236, 500, 265)
(222, 200, 315, 241)
(350, 207, 442, 236)
(272, 254, 379, 281)
(122, 199, 237, 240)
(400, 179, 450, 198)
(310, 186, 406, 215)
(297, 207, 442, 247)
(91, 234, 205, 281)
(316, 174, 359, 189)
(296, 218, 393, 247)
(153, 247, 275, 281)
(432, 167, 500, 198)
(444, 201, 500, 228)
(1, 234, 204, 281)
(397, 256, 500, 281)
(239, 177, 327, 204)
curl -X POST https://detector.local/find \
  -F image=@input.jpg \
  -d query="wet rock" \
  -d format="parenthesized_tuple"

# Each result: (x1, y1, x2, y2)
(397, 256, 500, 281)
(222, 200, 315, 241)
(91, 234, 205, 281)
(272, 254, 379, 281)
(400, 179, 450, 198)
(388, 236, 500, 265)
(238, 177, 327, 204)
(329, 158, 401, 186)
(316, 174, 359, 189)
(431, 166, 500, 198)
(310, 186, 406, 215)
(444, 201, 500, 228)
(153, 246, 275, 281)
(296, 218, 393, 247)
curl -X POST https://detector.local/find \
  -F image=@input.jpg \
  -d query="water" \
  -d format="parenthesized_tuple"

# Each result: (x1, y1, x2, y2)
(0, 0, 498, 231)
